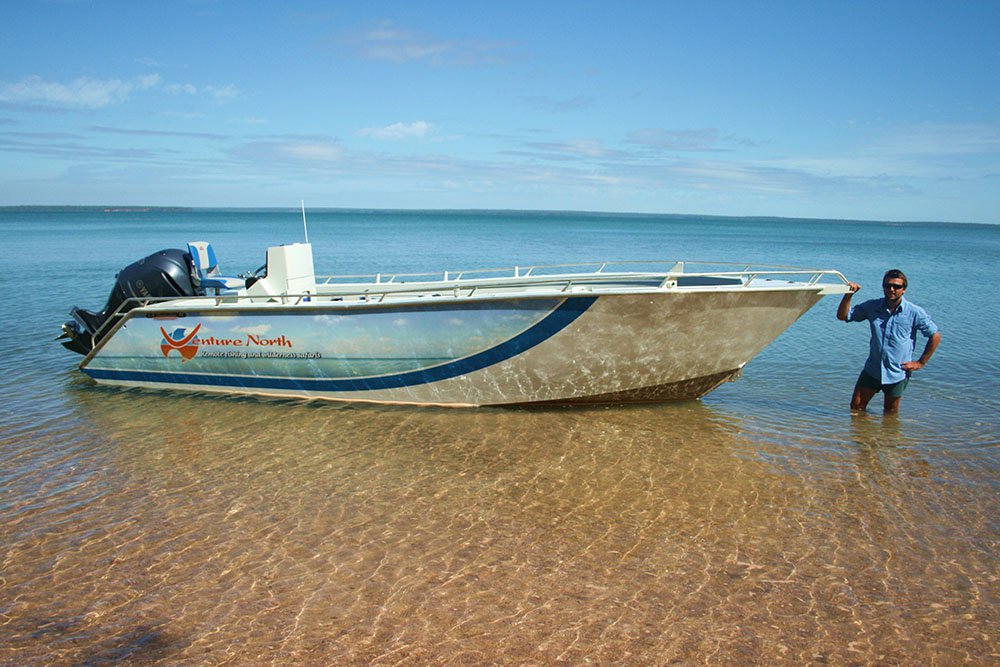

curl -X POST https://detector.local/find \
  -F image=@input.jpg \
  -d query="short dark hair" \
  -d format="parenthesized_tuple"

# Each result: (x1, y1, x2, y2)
(884, 269, 908, 288)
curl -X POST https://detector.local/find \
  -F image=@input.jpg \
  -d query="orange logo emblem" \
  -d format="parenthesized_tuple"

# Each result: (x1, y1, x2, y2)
(160, 324, 202, 361)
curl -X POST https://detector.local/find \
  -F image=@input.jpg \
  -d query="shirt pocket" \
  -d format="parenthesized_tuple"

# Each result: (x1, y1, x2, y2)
(888, 316, 914, 341)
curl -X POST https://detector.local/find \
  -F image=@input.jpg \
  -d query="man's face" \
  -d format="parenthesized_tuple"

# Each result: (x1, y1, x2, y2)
(883, 278, 906, 303)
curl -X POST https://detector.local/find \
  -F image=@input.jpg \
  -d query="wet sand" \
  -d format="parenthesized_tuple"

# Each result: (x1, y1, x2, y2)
(1, 385, 996, 665)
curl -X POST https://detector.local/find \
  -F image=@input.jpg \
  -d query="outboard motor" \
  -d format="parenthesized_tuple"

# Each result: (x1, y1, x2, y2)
(59, 248, 197, 356)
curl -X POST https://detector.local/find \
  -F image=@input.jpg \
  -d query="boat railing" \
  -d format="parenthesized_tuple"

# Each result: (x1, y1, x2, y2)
(326, 264, 849, 303)
(317, 260, 847, 285)
(86, 263, 848, 343)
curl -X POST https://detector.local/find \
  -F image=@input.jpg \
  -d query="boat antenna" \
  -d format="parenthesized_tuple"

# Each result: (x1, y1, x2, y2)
(300, 199, 310, 244)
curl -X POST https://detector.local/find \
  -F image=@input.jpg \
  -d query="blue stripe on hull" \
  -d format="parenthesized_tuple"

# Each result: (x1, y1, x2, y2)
(84, 296, 596, 393)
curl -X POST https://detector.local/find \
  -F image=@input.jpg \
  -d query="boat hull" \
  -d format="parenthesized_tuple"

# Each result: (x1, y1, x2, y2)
(80, 288, 823, 406)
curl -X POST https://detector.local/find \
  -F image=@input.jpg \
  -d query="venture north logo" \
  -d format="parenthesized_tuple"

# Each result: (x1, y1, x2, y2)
(159, 324, 294, 362)
(160, 324, 202, 361)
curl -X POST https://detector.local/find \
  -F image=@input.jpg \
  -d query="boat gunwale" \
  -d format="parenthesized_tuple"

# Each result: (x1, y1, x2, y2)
(143, 279, 841, 312)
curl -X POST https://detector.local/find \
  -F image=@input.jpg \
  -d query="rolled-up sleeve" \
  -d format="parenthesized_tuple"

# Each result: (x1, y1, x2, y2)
(915, 308, 938, 337)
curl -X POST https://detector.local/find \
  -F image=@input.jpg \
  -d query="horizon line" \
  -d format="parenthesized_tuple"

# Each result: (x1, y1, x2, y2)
(0, 204, 993, 228)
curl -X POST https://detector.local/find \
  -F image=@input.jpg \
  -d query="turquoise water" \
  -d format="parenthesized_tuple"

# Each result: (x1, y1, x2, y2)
(6, 208, 997, 427)
(1, 209, 997, 663)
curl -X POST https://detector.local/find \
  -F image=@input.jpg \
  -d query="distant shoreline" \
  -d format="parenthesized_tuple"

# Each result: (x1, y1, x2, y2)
(0, 205, 993, 228)
(0, 205, 194, 213)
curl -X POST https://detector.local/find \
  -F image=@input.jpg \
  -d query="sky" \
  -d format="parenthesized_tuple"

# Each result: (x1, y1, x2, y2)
(1, 1, 998, 223)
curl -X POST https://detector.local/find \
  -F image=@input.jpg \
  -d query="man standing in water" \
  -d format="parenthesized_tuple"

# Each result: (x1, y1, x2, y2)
(837, 269, 941, 414)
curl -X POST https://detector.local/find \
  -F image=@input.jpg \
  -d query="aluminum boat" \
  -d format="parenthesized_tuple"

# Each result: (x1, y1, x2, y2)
(59, 241, 851, 407)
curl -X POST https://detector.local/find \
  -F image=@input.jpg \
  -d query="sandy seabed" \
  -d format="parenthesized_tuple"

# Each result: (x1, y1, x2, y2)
(1, 390, 996, 665)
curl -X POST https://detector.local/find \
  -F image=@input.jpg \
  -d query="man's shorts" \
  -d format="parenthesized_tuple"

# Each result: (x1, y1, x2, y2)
(855, 370, 909, 397)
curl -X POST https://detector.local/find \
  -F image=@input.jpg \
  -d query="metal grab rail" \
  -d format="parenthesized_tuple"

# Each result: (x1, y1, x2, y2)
(315, 259, 848, 286)
(315, 267, 849, 298)
(86, 264, 849, 344)
(84, 292, 320, 343)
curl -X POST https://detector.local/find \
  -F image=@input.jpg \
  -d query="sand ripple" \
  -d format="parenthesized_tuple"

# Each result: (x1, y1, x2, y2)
(1, 391, 996, 665)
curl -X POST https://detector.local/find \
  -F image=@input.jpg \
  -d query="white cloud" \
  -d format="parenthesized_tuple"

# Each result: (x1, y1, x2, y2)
(0, 73, 237, 109)
(869, 122, 1000, 157)
(136, 74, 162, 89)
(166, 83, 198, 95)
(556, 138, 609, 157)
(348, 22, 511, 66)
(522, 95, 596, 113)
(361, 26, 450, 63)
(769, 123, 1000, 181)
(230, 137, 343, 164)
(283, 142, 341, 160)
(515, 138, 620, 160)
(0, 74, 160, 109)
(357, 121, 431, 140)
(205, 84, 239, 101)
(625, 128, 719, 152)
(166, 82, 238, 101)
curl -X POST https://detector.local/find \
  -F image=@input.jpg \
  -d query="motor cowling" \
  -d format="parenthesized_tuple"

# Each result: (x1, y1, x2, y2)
(59, 248, 198, 355)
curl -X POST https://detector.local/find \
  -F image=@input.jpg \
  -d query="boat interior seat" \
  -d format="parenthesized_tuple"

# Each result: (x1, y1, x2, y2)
(187, 241, 245, 293)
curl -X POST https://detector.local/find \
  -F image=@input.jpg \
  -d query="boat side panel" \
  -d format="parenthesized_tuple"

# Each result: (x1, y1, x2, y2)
(82, 289, 823, 406)
(83, 298, 593, 394)
(424, 288, 824, 405)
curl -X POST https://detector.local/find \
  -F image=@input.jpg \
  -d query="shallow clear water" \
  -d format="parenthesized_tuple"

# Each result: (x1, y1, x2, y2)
(1, 209, 997, 664)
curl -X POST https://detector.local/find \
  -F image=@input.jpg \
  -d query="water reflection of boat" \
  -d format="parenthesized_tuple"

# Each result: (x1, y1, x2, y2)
(58, 241, 850, 407)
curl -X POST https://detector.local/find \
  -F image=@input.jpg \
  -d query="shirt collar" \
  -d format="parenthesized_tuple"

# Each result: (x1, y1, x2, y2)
(881, 296, 908, 313)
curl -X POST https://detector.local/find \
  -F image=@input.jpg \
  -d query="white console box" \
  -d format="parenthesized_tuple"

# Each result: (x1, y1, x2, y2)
(246, 243, 316, 301)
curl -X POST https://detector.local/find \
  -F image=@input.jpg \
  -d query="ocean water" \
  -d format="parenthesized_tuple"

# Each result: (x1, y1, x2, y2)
(0, 208, 997, 664)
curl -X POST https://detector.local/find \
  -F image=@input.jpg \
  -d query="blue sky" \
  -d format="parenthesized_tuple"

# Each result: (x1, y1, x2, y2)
(1, 1, 998, 223)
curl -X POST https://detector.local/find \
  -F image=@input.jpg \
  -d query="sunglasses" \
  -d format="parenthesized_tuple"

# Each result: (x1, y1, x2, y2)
(883, 283, 906, 290)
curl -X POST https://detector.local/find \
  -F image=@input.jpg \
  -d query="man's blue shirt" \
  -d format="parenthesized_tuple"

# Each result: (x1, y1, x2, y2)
(847, 297, 938, 383)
